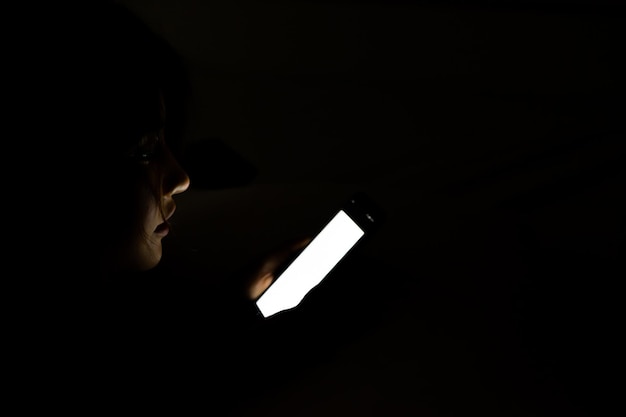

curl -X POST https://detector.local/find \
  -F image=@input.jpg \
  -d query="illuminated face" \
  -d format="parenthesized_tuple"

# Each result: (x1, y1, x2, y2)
(112, 130, 190, 272)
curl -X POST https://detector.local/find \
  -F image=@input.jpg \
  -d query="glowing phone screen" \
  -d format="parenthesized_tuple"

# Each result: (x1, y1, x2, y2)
(256, 210, 365, 318)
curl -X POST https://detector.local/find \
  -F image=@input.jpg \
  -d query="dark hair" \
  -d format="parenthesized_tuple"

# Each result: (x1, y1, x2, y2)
(64, 2, 189, 153)
(31, 1, 191, 277)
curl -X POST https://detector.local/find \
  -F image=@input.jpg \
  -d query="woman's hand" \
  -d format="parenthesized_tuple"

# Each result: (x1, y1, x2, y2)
(245, 237, 311, 300)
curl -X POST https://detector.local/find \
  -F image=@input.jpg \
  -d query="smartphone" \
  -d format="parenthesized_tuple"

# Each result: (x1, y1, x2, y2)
(255, 192, 385, 319)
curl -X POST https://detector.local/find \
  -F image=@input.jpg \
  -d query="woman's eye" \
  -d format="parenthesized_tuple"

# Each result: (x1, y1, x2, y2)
(129, 135, 161, 164)
(135, 146, 156, 163)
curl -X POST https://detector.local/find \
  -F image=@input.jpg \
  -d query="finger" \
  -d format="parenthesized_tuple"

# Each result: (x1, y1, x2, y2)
(289, 236, 312, 252)
(248, 271, 274, 300)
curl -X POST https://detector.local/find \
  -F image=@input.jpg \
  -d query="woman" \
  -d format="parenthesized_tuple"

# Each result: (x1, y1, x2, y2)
(12, 2, 309, 413)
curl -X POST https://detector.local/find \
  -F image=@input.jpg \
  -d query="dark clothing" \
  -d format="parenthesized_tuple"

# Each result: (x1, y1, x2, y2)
(13, 259, 260, 413)
(71, 269, 266, 413)
(17, 252, 386, 414)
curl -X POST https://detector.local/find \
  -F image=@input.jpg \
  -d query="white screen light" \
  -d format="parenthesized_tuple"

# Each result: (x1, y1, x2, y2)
(256, 210, 364, 318)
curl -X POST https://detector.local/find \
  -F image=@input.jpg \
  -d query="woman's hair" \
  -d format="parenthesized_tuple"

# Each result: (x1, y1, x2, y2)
(39, 1, 191, 276)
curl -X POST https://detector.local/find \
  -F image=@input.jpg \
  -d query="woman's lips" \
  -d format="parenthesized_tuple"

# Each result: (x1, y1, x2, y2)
(154, 222, 170, 236)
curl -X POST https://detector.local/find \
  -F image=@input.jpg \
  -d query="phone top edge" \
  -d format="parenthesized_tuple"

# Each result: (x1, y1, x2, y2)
(343, 191, 386, 231)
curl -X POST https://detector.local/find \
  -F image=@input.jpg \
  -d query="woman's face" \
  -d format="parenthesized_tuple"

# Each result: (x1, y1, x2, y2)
(112, 130, 191, 272)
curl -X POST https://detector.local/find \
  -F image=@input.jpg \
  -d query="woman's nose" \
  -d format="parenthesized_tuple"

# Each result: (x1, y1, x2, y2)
(171, 166, 191, 196)
(163, 147, 191, 196)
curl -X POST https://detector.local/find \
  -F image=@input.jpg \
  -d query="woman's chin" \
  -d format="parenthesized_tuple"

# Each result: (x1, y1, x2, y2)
(124, 241, 163, 272)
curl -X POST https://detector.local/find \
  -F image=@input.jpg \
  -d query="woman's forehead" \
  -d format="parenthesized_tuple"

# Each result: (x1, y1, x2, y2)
(102, 86, 165, 133)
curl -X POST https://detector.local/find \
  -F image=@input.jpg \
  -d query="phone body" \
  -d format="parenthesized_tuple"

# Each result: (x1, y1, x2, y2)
(255, 192, 385, 319)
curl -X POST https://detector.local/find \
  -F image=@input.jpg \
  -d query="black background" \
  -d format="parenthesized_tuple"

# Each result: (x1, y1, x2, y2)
(79, 1, 626, 415)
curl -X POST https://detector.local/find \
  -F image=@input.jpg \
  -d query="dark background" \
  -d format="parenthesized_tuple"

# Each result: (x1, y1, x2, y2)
(116, 0, 623, 415)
